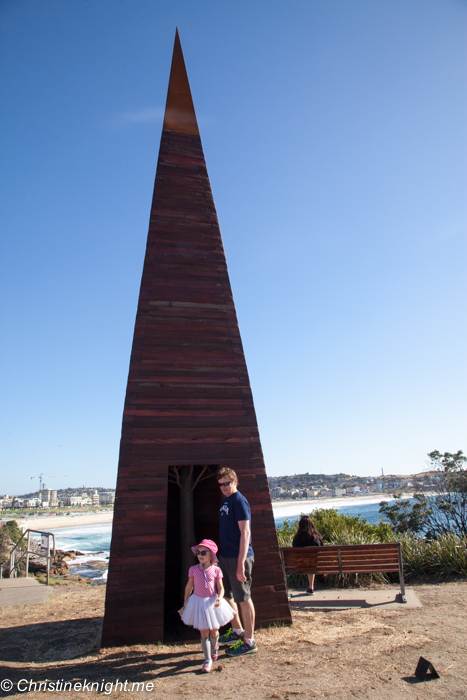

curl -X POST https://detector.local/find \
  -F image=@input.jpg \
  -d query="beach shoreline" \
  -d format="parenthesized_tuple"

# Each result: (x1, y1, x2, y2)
(271, 492, 411, 517)
(15, 511, 114, 532)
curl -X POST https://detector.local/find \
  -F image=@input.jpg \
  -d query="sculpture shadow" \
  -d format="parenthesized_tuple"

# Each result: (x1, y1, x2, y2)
(0, 617, 213, 697)
(401, 676, 438, 684)
(0, 617, 103, 663)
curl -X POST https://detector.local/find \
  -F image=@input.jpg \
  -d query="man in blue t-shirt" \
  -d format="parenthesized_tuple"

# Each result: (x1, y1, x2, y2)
(216, 467, 257, 657)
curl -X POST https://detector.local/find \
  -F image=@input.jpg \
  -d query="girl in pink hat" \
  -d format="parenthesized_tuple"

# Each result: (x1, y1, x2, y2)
(179, 538, 235, 672)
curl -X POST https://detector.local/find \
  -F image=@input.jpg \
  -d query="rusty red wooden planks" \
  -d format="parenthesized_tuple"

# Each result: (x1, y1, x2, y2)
(101, 31, 291, 646)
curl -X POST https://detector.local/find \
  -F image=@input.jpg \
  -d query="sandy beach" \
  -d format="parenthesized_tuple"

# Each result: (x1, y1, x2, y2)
(15, 511, 114, 532)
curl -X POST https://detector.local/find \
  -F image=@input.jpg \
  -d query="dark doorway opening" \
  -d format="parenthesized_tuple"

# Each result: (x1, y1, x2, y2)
(163, 464, 221, 643)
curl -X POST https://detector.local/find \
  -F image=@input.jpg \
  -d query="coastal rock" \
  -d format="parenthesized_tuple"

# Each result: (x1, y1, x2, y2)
(28, 558, 69, 577)
(27, 549, 87, 577)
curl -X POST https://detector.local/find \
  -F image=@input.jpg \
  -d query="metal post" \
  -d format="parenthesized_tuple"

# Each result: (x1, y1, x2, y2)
(25, 530, 30, 579)
(397, 542, 407, 603)
(46, 533, 50, 586)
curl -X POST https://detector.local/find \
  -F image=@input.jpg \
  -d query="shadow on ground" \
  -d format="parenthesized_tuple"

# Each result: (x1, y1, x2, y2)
(0, 617, 207, 698)
(0, 618, 103, 663)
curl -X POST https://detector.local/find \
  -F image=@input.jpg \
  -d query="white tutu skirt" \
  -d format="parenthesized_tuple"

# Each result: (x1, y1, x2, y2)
(181, 594, 235, 631)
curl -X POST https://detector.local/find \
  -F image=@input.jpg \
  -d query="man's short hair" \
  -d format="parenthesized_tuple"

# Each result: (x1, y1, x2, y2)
(216, 467, 238, 483)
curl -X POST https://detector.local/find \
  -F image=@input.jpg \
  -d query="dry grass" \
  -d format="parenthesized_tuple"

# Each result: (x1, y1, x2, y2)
(255, 608, 432, 665)
(1, 581, 467, 699)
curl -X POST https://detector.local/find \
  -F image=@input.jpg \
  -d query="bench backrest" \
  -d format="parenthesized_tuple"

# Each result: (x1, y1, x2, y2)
(281, 543, 401, 576)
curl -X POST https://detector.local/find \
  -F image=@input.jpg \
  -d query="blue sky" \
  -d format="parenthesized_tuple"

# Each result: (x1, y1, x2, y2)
(1, 0, 466, 495)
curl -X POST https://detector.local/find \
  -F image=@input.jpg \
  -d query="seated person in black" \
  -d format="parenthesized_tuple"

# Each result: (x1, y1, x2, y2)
(292, 515, 323, 594)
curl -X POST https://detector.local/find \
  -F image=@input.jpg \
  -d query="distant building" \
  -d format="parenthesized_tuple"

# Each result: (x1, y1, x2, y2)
(387, 480, 399, 489)
(39, 489, 58, 507)
(100, 491, 115, 505)
(63, 495, 92, 507)
(23, 498, 40, 508)
(92, 489, 100, 506)
(0, 495, 12, 509)
(333, 488, 346, 497)
(305, 489, 320, 498)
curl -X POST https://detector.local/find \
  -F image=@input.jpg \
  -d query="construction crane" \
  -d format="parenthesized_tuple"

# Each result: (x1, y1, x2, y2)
(31, 473, 67, 492)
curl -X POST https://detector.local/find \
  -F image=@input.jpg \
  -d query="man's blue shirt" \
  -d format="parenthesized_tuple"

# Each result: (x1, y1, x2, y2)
(219, 490, 254, 558)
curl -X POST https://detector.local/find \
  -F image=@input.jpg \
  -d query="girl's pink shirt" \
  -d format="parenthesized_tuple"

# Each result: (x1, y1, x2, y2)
(188, 564, 223, 598)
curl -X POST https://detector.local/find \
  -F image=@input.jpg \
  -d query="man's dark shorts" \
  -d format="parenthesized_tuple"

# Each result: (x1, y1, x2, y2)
(218, 555, 254, 603)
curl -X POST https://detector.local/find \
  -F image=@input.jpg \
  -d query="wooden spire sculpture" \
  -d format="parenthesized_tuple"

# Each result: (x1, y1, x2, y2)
(101, 30, 291, 646)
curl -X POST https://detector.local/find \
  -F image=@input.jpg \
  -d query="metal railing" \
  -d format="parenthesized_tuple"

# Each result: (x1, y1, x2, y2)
(9, 530, 56, 585)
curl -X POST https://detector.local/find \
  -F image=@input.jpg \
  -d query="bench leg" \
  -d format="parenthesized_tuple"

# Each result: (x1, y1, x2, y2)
(280, 552, 292, 599)
(397, 543, 407, 603)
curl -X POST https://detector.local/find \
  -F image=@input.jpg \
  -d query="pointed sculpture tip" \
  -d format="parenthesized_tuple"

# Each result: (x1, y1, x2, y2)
(162, 29, 199, 136)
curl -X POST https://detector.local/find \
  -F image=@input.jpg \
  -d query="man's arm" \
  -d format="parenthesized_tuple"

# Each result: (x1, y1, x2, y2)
(236, 519, 250, 582)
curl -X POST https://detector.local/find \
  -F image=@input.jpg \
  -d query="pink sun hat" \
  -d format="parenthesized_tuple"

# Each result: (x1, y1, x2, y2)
(191, 539, 218, 562)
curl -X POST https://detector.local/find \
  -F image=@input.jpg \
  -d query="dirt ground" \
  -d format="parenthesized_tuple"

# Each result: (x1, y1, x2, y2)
(0, 580, 466, 700)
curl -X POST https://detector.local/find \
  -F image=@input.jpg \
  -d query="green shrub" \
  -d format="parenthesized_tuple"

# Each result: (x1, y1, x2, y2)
(4, 520, 23, 545)
(431, 534, 467, 577)
(313, 508, 393, 544)
(0, 520, 25, 575)
(397, 534, 427, 580)
(399, 533, 467, 581)
(276, 509, 393, 547)
(276, 518, 298, 547)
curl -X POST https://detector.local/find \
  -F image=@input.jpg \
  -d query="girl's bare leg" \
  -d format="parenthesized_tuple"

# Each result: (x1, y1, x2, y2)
(307, 574, 315, 591)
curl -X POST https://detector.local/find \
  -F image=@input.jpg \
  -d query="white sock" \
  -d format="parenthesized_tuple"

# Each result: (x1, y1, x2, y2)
(244, 637, 254, 646)
(201, 637, 212, 662)
(233, 627, 244, 635)
(210, 635, 219, 656)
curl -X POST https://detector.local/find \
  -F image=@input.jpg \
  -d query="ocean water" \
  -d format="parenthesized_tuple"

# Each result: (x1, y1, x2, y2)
(48, 523, 111, 553)
(273, 499, 394, 528)
(48, 523, 112, 581)
(48, 497, 399, 578)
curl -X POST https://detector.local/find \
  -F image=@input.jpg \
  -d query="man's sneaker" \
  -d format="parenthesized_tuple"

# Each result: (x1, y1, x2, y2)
(219, 628, 244, 645)
(225, 639, 257, 657)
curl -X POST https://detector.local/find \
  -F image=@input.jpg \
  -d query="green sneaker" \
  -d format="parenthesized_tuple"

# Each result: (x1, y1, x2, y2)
(219, 628, 244, 645)
(225, 639, 257, 657)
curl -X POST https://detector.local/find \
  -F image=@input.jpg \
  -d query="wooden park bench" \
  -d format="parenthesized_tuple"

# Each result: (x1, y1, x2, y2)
(280, 543, 407, 603)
